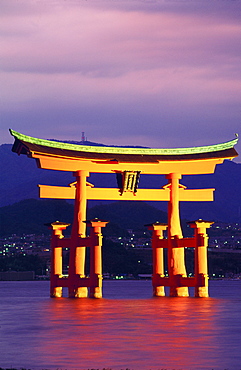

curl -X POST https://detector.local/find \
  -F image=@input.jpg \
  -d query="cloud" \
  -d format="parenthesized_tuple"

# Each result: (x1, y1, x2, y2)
(1, 1, 241, 76)
(0, 0, 241, 159)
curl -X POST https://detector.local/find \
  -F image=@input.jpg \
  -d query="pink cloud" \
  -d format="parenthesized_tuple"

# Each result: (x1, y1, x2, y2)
(1, 2, 241, 76)
(0, 0, 241, 157)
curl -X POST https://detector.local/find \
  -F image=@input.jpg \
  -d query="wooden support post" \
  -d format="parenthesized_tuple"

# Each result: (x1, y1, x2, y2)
(47, 221, 70, 298)
(69, 170, 89, 298)
(166, 173, 189, 297)
(146, 222, 168, 297)
(86, 219, 109, 298)
(188, 220, 214, 297)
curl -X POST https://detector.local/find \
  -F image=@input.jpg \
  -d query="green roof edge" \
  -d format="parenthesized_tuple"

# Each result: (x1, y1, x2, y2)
(9, 129, 238, 156)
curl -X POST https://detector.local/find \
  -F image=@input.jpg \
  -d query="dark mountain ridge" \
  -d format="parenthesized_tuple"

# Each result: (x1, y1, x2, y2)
(0, 199, 167, 237)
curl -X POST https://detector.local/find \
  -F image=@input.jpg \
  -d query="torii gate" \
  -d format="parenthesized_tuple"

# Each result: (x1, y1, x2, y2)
(10, 129, 238, 298)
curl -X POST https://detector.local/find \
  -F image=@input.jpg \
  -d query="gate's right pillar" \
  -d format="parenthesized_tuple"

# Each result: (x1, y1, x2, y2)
(87, 219, 109, 299)
(188, 220, 214, 297)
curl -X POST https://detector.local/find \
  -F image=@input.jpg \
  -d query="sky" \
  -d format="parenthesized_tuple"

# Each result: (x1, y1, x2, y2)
(1, 0, 241, 160)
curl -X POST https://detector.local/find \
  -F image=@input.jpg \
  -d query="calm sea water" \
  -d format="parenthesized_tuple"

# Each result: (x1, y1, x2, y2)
(0, 280, 241, 370)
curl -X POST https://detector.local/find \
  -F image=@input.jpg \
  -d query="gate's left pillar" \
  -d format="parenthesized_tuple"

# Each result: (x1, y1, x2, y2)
(146, 222, 168, 297)
(47, 221, 70, 298)
(69, 170, 89, 298)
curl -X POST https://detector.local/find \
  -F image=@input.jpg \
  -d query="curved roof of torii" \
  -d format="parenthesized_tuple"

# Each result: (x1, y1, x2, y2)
(10, 129, 238, 163)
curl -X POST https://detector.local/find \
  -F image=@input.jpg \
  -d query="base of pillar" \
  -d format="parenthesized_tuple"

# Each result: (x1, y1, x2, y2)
(76, 286, 88, 298)
(89, 287, 102, 298)
(50, 287, 62, 298)
(169, 286, 189, 297)
(153, 286, 165, 297)
(195, 287, 209, 298)
(68, 286, 88, 298)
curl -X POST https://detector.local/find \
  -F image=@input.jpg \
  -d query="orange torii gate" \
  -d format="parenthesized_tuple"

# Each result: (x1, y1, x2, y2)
(10, 129, 238, 298)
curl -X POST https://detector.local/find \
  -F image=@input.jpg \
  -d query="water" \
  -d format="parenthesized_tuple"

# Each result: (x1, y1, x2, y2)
(0, 280, 241, 370)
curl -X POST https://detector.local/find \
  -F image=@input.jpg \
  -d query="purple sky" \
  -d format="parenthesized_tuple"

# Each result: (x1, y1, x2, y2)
(1, 0, 241, 160)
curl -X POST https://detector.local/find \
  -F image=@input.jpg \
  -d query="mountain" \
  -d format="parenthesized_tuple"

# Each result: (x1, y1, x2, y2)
(0, 144, 73, 206)
(178, 160, 241, 223)
(0, 198, 167, 237)
(1, 143, 241, 223)
(0, 198, 74, 236)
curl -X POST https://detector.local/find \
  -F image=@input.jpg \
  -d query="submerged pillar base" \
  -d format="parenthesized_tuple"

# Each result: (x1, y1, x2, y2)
(75, 287, 88, 298)
(169, 275, 189, 296)
(169, 286, 189, 297)
(153, 286, 165, 297)
(68, 286, 88, 298)
(50, 287, 62, 298)
(195, 286, 209, 298)
(195, 274, 209, 297)
(89, 272, 103, 298)
(89, 287, 102, 299)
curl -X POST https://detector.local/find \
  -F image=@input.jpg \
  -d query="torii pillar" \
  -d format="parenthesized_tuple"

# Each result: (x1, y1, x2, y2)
(166, 173, 189, 297)
(146, 222, 168, 297)
(68, 170, 89, 298)
(188, 220, 214, 297)
(48, 221, 70, 298)
(87, 219, 109, 298)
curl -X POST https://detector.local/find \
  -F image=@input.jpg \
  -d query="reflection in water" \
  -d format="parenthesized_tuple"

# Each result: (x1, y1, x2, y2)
(0, 280, 241, 370)
(31, 293, 230, 369)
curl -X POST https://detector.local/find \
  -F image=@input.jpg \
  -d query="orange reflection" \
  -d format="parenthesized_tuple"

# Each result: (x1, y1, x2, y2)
(35, 296, 220, 370)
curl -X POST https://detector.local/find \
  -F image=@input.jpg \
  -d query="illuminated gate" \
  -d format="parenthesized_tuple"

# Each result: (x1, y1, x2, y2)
(10, 129, 238, 298)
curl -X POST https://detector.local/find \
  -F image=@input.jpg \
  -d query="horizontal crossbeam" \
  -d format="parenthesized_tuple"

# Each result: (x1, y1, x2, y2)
(52, 275, 102, 288)
(154, 274, 206, 287)
(39, 184, 214, 202)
